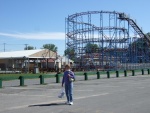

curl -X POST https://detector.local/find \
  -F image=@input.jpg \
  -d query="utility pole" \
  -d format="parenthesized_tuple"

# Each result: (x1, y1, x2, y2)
(3, 43, 5, 52)
(25, 44, 28, 50)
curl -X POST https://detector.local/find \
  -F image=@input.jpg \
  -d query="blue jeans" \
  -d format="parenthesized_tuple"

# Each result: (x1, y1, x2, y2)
(65, 82, 73, 102)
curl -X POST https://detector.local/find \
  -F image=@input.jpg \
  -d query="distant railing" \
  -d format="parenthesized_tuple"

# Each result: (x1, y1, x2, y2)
(0, 69, 150, 88)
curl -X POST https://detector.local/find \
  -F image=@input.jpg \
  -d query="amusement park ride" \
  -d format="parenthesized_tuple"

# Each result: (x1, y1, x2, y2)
(65, 11, 150, 70)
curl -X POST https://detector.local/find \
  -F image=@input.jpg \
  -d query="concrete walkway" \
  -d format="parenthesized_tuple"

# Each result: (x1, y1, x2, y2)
(0, 72, 150, 113)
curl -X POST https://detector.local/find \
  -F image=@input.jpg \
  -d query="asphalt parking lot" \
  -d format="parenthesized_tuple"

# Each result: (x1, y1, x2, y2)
(0, 73, 150, 113)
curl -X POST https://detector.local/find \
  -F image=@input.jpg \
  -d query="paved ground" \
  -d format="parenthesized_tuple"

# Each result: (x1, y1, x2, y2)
(0, 72, 150, 113)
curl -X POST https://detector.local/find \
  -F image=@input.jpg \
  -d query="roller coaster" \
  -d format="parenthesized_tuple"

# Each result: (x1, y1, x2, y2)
(65, 11, 150, 70)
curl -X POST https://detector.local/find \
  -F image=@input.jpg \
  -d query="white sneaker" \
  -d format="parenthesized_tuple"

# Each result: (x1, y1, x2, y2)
(69, 102, 73, 105)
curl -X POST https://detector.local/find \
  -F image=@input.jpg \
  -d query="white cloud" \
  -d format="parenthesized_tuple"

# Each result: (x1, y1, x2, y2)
(0, 32, 65, 40)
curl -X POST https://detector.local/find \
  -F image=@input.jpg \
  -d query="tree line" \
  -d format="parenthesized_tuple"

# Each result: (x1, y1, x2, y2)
(24, 44, 58, 52)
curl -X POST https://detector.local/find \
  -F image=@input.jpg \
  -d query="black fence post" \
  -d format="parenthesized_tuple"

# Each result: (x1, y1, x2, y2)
(116, 71, 119, 78)
(132, 70, 135, 76)
(19, 76, 24, 86)
(107, 71, 110, 78)
(142, 69, 144, 75)
(39, 75, 44, 84)
(56, 73, 60, 83)
(84, 72, 88, 80)
(124, 70, 127, 77)
(97, 71, 100, 79)
(0, 79, 2, 88)
(148, 69, 150, 75)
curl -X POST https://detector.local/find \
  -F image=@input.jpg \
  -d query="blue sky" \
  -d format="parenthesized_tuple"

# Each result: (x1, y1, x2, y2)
(0, 0, 150, 55)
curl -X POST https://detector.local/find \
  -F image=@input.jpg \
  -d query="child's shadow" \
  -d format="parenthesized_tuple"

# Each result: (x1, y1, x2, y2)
(29, 102, 66, 107)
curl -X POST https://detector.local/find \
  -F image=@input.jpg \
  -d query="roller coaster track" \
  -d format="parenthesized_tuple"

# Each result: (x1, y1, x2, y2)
(67, 26, 128, 38)
(67, 11, 150, 45)
(119, 13, 150, 44)
(66, 38, 129, 47)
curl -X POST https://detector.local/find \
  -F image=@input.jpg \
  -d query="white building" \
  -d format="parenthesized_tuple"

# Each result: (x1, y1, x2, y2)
(0, 49, 73, 73)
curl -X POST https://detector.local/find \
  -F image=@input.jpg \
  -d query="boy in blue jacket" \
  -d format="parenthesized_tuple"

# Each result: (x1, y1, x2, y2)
(62, 64, 75, 105)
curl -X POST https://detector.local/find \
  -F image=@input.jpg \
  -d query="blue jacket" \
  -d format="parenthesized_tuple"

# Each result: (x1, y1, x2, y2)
(62, 70, 75, 85)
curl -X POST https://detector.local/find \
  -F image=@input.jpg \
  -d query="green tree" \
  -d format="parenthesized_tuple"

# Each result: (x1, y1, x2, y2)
(64, 48, 75, 55)
(42, 44, 58, 52)
(146, 32, 150, 37)
(24, 46, 35, 50)
(64, 48, 76, 60)
(85, 43, 99, 53)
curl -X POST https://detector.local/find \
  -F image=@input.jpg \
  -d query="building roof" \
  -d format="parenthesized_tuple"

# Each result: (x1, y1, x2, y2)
(0, 49, 56, 59)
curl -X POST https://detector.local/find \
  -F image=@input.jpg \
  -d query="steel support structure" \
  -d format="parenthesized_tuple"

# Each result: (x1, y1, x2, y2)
(65, 11, 150, 71)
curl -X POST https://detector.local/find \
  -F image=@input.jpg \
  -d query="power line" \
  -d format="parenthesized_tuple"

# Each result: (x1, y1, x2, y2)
(0, 43, 29, 52)
(0, 43, 28, 45)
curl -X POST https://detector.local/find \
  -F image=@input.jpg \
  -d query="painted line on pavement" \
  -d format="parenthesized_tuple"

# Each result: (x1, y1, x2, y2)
(75, 93, 109, 100)
(0, 92, 109, 112)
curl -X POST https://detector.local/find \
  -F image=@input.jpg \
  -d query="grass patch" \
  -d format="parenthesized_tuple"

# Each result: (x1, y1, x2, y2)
(0, 73, 57, 81)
